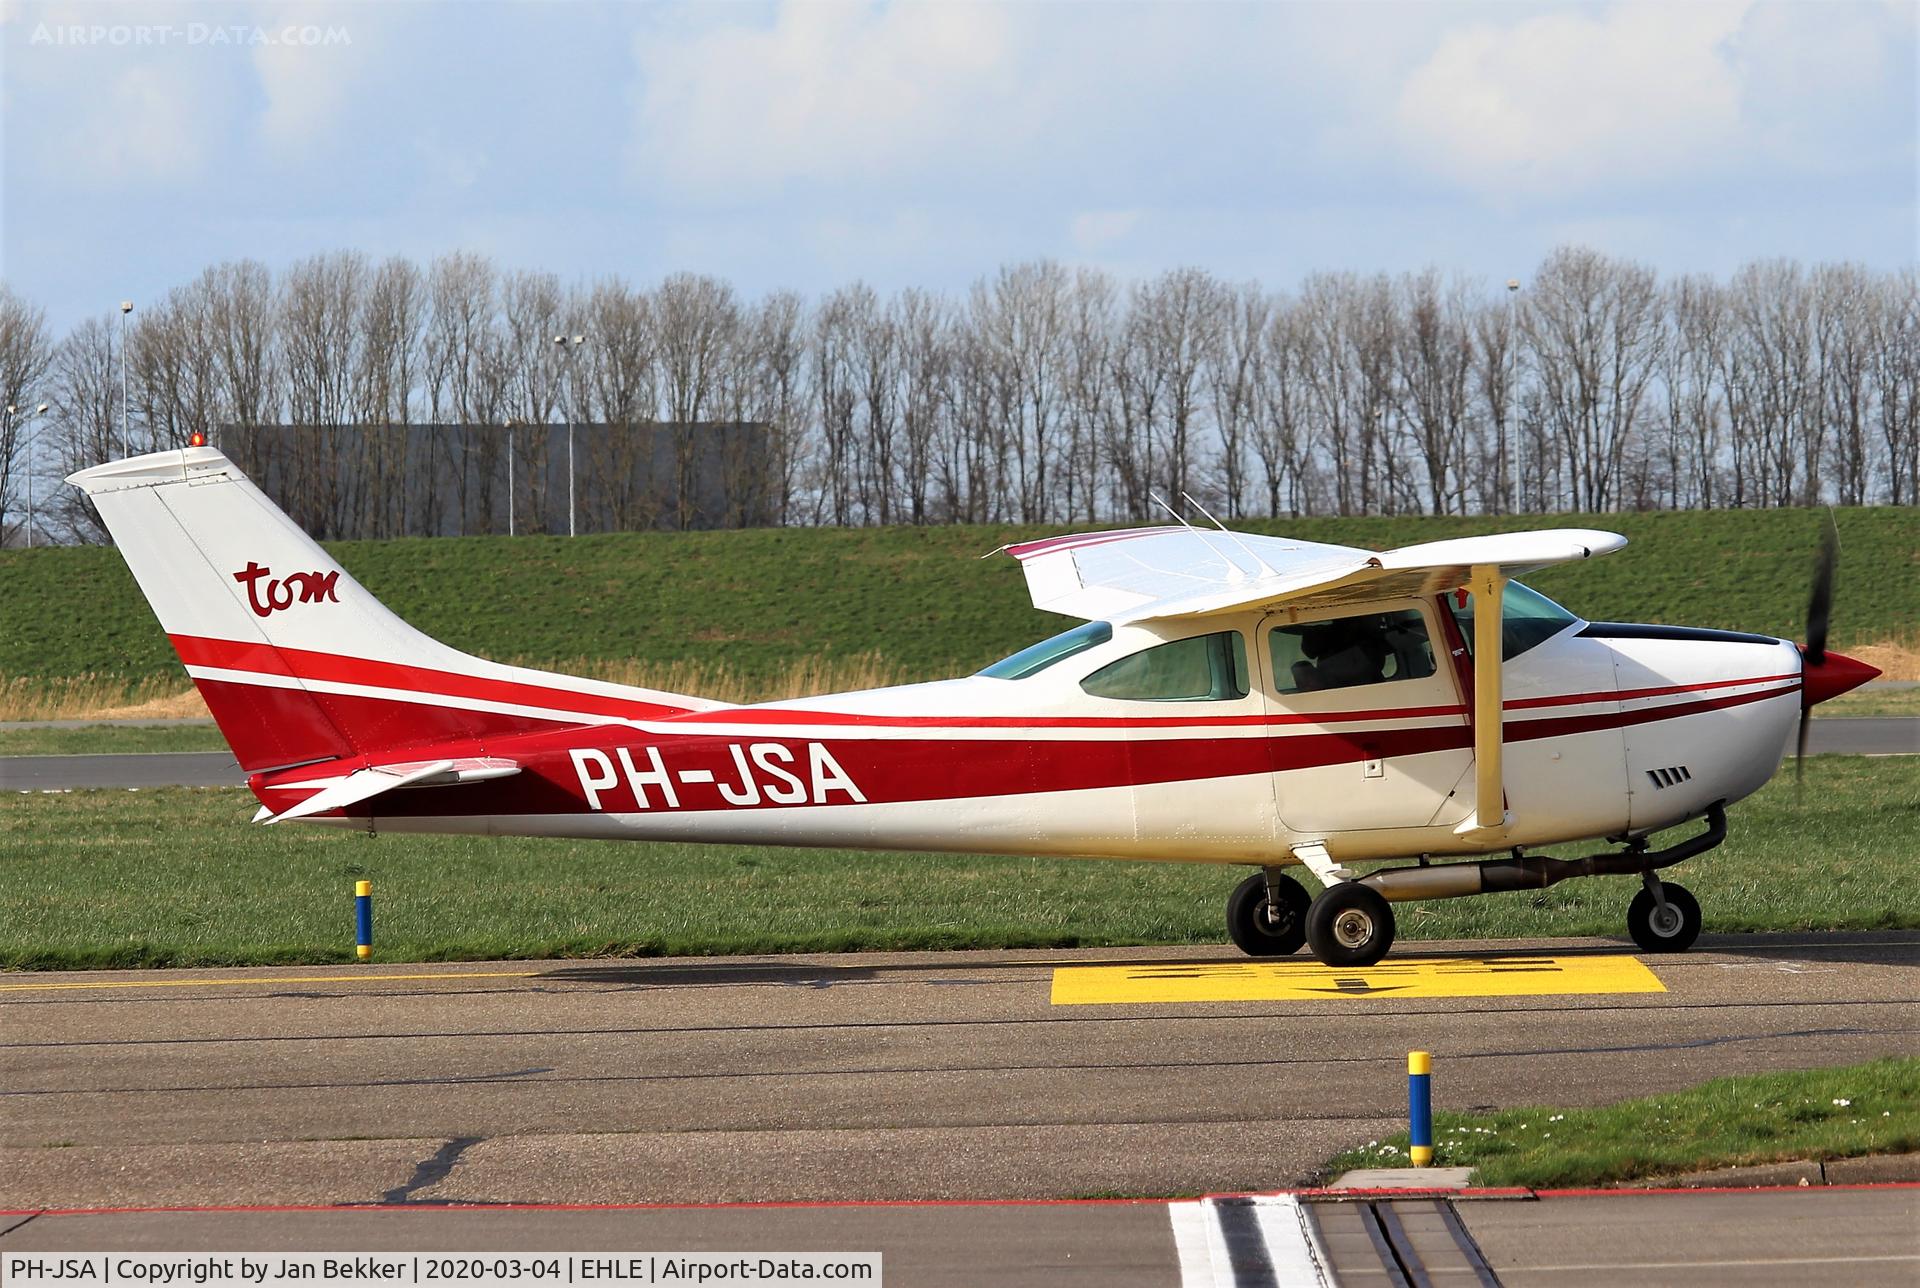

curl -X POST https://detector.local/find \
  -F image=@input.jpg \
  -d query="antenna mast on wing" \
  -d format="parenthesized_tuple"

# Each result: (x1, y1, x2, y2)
(1180, 490, 1279, 580)
(1147, 492, 1198, 530)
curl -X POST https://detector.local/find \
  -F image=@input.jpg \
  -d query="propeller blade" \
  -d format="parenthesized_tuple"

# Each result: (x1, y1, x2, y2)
(1805, 515, 1837, 667)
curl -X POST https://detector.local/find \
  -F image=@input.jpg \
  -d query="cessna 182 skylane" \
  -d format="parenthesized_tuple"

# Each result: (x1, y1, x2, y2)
(70, 447, 1879, 966)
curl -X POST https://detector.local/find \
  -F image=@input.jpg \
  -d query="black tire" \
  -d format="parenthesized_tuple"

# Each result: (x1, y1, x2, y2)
(1226, 871, 1311, 957)
(1305, 882, 1397, 968)
(1627, 881, 1701, 952)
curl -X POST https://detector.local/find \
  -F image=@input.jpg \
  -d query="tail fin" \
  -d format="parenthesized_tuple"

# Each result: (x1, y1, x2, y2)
(68, 448, 712, 774)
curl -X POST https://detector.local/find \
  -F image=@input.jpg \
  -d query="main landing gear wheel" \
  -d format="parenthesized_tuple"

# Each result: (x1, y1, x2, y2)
(1627, 880, 1701, 952)
(1305, 882, 1397, 968)
(1226, 871, 1310, 956)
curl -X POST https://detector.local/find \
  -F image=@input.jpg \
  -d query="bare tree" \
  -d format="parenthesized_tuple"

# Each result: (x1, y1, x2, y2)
(1207, 281, 1269, 517)
(1394, 270, 1475, 514)
(1524, 246, 1663, 511)
(0, 286, 55, 541)
(44, 316, 120, 541)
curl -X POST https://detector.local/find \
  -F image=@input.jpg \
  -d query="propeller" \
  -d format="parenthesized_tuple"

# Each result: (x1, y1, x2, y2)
(1796, 514, 1839, 788)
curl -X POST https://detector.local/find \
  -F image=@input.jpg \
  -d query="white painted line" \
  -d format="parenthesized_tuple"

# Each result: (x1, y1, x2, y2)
(1168, 1195, 1329, 1288)
(1253, 1195, 1333, 1286)
(1168, 1200, 1219, 1285)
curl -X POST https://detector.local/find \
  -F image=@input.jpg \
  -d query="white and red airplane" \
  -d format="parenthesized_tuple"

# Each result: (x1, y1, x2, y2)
(69, 448, 1878, 966)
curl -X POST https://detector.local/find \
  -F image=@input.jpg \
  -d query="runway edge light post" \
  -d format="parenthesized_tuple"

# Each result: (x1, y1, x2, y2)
(355, 880, 373, 961)
(1409, 1051, 1434, 1167)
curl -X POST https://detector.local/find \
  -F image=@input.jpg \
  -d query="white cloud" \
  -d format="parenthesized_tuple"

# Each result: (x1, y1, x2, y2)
(1070, 210, 1141, 253)
(249, 1, 401, 153)
(8, 0, 239, 185)
(630, 2, 1020, 198)
(1394, 1, 1752, 199)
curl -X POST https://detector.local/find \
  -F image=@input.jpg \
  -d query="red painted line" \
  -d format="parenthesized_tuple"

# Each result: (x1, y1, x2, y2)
(4, 1182, 1913, 1219)
(1, 1196, 1177, 1217)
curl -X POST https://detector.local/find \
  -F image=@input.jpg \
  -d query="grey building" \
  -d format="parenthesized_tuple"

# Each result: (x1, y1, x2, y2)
(217, 422, 771, 540)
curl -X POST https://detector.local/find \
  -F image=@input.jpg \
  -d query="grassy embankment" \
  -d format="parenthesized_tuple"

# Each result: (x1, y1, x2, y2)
(2, 506, 1915, 723)
(1, 755, 1911, 970)
(1324, 1057, 1920, 1188)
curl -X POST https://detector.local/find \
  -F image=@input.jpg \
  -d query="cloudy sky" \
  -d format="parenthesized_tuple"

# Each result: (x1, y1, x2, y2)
(2, 0, 1914, 329)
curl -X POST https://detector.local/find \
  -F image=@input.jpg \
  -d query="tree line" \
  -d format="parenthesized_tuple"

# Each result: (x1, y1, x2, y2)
(1, 245, 1915, 544)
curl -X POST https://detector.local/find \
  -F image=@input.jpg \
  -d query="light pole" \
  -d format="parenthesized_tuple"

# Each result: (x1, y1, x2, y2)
(1504, 279, 1520, 515)
(2, 405, 14, 546)
(553, 334, 586, 537)
(504, 419, 517, 537)
(23, 402, 48, 548)
(119, 300, 133, 458)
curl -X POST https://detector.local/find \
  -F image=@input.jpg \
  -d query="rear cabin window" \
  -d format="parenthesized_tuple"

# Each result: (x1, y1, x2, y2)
(1080, 631, 1249, 702)
(1271, 609, 1436, 695)
(978, 620, 1114, 680)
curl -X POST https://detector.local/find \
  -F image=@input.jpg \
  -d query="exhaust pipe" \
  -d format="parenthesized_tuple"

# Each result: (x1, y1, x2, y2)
(1360, 803, 1727, 904)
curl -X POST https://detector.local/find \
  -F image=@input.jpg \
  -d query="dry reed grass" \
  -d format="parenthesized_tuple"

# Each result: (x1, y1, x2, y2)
(1850, 634, 1920, 682)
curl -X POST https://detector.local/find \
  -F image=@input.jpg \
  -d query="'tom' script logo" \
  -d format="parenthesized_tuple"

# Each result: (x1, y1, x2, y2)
(233, 561, 340, 617)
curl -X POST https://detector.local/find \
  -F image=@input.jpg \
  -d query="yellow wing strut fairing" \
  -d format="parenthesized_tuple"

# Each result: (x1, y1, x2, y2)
(1470, 565, 1507, 832)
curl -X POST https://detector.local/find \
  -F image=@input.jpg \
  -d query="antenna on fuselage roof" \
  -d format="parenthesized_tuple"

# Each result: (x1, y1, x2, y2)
(1180, 490, 1280, 580)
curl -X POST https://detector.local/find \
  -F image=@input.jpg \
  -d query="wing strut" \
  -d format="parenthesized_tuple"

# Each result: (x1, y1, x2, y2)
(1470, 565, 1508, 832)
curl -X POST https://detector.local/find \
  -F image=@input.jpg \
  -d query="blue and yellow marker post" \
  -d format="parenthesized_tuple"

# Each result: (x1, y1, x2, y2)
(354, 880, 373, 961)
(1408, 1050, 1433, 1166)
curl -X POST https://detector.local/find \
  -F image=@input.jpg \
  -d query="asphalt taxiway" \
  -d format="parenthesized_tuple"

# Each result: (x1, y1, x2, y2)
(3, 933, 1914, 1210)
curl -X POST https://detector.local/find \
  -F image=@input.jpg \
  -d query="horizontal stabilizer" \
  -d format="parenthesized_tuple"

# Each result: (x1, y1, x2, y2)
(261, 757, 520, 824)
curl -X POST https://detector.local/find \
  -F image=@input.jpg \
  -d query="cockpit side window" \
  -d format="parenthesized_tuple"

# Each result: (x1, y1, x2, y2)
(1079, 630, 1249, 702)
(1271, 609, 1436, 695)
(978, 620, 1114, 680)
(1446, 581, 1579, 661)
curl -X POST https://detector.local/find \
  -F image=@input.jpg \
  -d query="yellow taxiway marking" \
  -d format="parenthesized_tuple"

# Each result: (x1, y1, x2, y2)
(1050, 955, 1665, 1005)
(0, 970, 540, 994)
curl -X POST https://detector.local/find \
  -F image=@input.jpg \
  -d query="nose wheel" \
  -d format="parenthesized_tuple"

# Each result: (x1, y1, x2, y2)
(1627, 877, 1701, 952)
(1305, 881, 1396, 967)
(1226, 870, 1311, 956)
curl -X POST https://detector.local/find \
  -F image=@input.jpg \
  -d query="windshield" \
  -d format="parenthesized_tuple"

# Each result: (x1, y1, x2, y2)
(1446, 581, 1578, 661)
(978, 620, 1114, 680)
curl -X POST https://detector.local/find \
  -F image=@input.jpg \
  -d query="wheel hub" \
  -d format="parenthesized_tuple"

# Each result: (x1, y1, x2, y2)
(1332, 908, 1374, 949)
(1650, 903, 1683, 936)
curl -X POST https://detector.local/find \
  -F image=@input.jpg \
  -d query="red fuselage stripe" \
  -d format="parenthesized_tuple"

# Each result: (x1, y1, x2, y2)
(174, 629, 1800, 735)
(258, 682, 1794, 817)
(170, 634, 690, 722)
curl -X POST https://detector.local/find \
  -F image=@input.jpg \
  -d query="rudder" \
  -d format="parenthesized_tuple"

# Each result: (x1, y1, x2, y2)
(69, 447, 709, 774)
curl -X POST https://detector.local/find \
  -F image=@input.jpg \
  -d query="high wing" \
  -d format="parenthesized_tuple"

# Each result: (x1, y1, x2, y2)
(999, 525, 1627, 623)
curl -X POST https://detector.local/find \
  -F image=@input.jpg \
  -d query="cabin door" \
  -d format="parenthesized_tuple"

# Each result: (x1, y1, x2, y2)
(1257, 599, 1476, 835)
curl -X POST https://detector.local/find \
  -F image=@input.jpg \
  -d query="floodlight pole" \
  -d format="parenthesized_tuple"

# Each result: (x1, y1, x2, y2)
(554, 335, 586, 537)
(25, 403, 46, 548)
(1505, 279, 1520, 515)
(504, 420, 516, 537)
(119, 301, 133, 458)
(3, 405, 13, 545)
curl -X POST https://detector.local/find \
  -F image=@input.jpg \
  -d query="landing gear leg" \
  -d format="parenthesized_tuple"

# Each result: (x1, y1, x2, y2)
(1226, 869, 1310, 957)
(1627, 872, 1701, 952)
(1305, 882, 1397, 968)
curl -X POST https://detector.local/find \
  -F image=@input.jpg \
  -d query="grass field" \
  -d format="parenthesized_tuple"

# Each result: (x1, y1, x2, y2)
(1, 755, 1911, 970)
(1324, 1058, 1920, 1188)
(2, 508, 1914, 711)
(0, 723, 231, 755)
